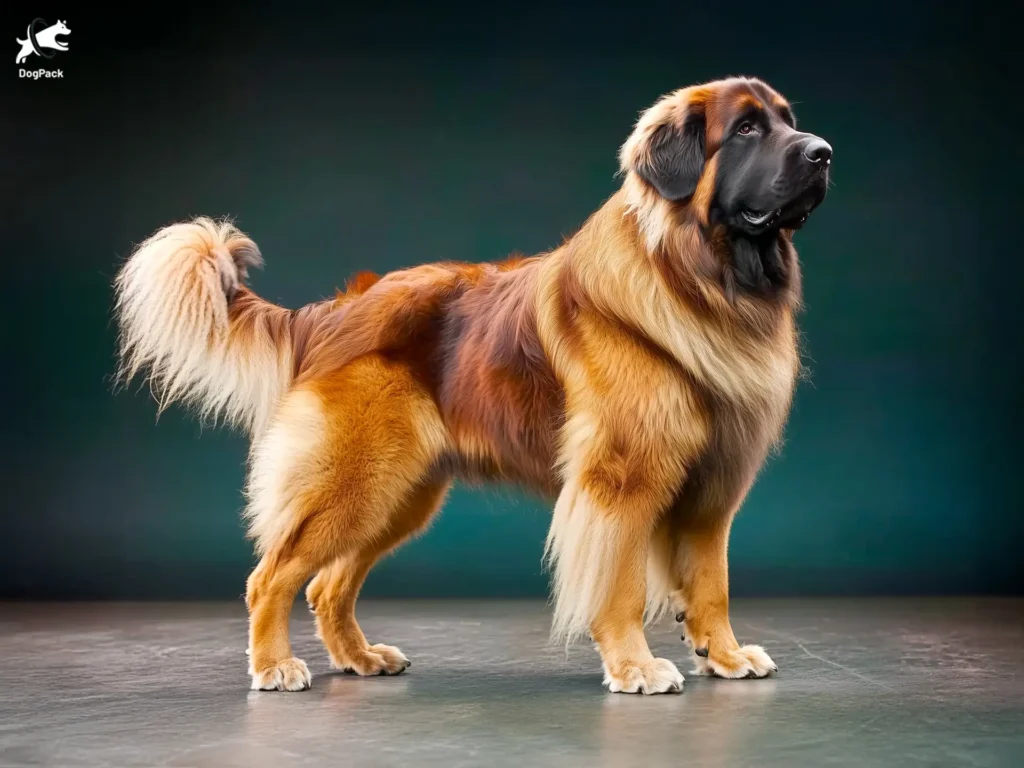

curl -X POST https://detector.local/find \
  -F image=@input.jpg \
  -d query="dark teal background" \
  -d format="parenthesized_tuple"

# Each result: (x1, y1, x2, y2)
(2, 2, 1018, 599)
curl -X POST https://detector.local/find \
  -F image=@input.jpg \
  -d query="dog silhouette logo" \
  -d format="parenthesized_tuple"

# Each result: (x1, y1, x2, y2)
(15, 18, 70, 65)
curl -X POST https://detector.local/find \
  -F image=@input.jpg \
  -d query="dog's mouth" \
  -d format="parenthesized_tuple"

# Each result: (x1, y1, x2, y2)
(737, 183, 825, 234)
(741, 208, 782, 227)
(740, 206, 812, 229)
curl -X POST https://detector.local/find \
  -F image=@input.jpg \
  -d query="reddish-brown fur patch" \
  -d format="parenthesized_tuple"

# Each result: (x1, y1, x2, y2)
(439, 258, 565, 494)
(345, 270, 382, 295)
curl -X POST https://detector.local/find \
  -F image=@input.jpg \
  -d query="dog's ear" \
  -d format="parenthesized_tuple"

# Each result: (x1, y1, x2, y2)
(633, 112, 706, 201)
(620, 91, 708, 202)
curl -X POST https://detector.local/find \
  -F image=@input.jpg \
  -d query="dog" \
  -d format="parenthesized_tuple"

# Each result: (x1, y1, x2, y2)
(15, 19, 70, 64)
(112, 76, 831, 694)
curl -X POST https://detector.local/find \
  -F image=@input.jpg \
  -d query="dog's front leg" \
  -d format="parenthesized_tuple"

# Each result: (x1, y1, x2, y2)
(589, 515, 684, 695)
(544, 433, 688, 694)
(676, 515, 777, 679)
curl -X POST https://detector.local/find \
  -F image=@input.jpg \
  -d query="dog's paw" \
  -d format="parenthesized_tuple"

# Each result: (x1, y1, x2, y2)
(333, 644, 411, 676)
(250, 657, 312, 691)
(305, 574, 326, 613)
(691, 644, 777, 679)
(603, 657, 684, 694)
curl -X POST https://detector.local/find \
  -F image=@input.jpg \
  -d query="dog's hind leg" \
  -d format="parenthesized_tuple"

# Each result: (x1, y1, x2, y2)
(307, 479, 450, 675)
(242, 356, 449, 691)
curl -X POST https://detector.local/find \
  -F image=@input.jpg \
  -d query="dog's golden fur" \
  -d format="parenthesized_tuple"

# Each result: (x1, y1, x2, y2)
(113, 76, 807, 694)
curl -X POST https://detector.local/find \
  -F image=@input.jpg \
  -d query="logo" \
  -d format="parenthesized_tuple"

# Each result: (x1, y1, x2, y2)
(16, 18, 69, 79)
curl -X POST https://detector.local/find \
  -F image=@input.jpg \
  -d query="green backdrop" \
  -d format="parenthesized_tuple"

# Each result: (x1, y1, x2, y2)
(3, 2, 1018, 599)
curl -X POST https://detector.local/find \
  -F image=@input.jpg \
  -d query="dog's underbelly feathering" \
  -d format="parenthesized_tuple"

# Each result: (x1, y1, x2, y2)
(112, 75, 830, 694)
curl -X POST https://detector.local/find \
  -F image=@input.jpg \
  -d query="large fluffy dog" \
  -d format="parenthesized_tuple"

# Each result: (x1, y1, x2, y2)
(113, 76, 831, 694)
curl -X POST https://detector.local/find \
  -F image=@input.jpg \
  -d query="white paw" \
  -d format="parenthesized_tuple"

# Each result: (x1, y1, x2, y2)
(603, 657, 684, 694)
(250, 657, 312, 691)
(692, 644, 777, 679)
(332, 644, 411, 676)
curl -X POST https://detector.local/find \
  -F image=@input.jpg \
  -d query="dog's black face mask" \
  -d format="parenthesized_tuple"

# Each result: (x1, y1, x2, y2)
(631, 89, 831, 240)
(713, 104, 831, 237)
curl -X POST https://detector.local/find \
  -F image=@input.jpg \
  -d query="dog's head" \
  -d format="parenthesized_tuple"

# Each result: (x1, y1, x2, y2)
(620, 77, 831, 238)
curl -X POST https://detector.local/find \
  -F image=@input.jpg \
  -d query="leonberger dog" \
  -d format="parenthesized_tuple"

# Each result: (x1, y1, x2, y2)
(113, 75, 832, 694)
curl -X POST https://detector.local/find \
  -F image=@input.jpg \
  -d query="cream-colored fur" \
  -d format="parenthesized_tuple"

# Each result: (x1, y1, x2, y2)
(250, 657, 312, 691)
(113, 217, 292, 439)
(689, 643, 777, 679)
(243, 388, 329, 555)
(544, 479, 616, 646)
(602, 657, 684, 694)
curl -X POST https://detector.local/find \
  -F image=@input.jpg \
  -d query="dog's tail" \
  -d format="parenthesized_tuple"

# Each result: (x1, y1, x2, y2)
(112, 216, 294, 439)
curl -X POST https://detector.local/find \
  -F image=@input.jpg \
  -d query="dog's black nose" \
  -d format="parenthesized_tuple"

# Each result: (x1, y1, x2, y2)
(803, 137, 833, 165)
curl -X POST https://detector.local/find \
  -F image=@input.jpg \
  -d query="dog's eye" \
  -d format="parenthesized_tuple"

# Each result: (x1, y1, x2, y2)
(737, 123, 754, 136)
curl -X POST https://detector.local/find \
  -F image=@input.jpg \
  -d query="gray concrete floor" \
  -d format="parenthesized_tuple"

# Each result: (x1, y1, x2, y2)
(1, 598, 1022, 767)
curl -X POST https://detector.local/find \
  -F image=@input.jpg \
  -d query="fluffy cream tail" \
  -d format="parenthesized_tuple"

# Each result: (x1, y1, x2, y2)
(112, 216, 294, 439)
